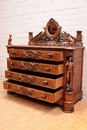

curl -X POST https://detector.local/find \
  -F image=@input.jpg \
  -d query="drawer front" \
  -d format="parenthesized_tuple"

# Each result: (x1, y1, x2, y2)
(7, 59, 64, 75)
(5, 70, 63, 89)
(9, 49, 64, 61)
(3, 81, 63, 103)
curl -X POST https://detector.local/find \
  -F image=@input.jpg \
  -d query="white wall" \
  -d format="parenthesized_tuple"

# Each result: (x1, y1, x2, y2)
(0, 0, 87, 99)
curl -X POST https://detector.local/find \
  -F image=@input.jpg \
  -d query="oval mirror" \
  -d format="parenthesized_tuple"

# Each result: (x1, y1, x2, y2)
(45, 18, 60, 39)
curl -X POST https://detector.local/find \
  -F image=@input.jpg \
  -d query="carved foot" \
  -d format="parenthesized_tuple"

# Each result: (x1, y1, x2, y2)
(63, 91, 74, 113)
(62, 108, 74, 113)
(7, 90, 15, 95)
(62, 102, 74, 113)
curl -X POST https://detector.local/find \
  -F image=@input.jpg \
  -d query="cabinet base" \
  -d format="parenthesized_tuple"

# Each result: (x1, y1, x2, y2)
(62, 107, 74, 113)
(7, 90, 15, 95)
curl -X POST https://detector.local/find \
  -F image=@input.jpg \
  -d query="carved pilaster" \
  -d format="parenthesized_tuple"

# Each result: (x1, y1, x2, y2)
(63, 50, 74, 113)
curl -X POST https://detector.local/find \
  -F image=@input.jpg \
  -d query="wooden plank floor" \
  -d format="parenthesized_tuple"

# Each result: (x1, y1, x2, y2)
(0, 80, 87, 130)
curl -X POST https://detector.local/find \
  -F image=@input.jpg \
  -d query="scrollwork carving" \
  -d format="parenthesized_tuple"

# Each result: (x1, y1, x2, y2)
(18, 61, 51, 73)
(22, 50, 36, 58)
(20, 62, 35, 70)
(22, 50, 42, 59)
(18, 74, 37, 84)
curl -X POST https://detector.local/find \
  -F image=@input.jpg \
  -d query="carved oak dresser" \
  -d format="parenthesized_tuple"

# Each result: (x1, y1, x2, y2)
(3, 18, 84, 113)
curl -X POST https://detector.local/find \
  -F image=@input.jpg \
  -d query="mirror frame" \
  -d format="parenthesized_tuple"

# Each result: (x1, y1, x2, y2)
(45, 18, 60, 39)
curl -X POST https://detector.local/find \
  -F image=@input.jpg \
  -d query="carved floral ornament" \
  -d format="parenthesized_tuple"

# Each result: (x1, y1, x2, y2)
(28, 18, 83, 46)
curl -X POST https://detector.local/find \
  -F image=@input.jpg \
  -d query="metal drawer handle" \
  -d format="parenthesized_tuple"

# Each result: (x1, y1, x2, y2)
(48, 53, 53, 58)
(43, 80, 48, 85)
(41, 94, 47, 99)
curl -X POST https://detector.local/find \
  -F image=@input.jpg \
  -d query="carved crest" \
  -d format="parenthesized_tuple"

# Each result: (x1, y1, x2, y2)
(28, 18, 83, 46)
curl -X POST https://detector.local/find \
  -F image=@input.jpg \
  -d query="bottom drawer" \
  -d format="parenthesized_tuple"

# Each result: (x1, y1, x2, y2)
(3, 81, 63, 103)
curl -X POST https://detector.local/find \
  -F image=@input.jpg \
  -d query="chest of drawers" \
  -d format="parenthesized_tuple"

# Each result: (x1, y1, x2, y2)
(3, 18, 84, 113)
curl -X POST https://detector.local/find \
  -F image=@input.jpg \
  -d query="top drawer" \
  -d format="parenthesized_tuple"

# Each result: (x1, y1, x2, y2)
(8, 49, 64, 61)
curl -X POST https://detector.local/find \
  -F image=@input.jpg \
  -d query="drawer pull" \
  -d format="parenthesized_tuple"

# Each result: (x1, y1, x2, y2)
(8, 73, 11, 77)
(48, 53, 53, 58)
(41, 94, 47, 99)
(11, 62, 14, 66)
(12, 51, 16, 54)
(45, 67, 51, 72)
(43, 80, 48, 85)
(7, 84, 10, 89)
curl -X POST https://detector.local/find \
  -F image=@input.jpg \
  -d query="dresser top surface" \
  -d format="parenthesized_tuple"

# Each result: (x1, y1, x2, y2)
(6, 45, 84, 50)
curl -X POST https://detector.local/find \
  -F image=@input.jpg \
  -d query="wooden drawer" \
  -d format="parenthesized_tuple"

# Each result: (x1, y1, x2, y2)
(9, 49, 64, 61)
(3, 81, 63, 103)
(5, 70, 63, 89)
(7, 59, 64, 75)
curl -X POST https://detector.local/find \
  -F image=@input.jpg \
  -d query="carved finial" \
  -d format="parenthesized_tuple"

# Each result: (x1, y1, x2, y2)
(29, 32, 33, 40)
(8, 35, 12, 45)
(28, 32, 33, 45)
(76, 31, 82, 41)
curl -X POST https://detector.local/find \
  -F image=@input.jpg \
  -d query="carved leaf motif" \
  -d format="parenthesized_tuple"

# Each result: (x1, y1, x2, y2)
(20, 62, 35, 70)
(22, 50, 44, 59)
